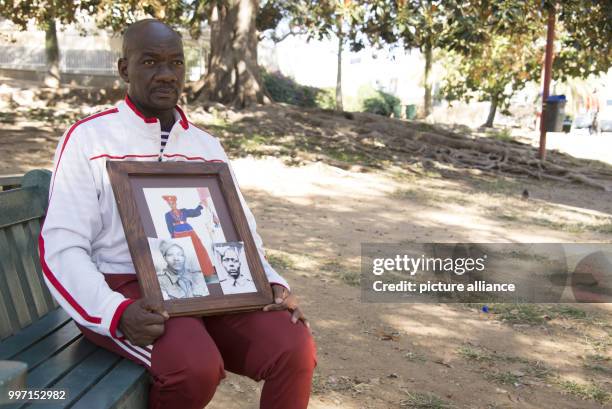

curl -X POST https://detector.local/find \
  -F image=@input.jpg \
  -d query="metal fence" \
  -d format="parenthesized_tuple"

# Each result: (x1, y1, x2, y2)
(0, 45, 205, 79)
(0, 46, 120, 75)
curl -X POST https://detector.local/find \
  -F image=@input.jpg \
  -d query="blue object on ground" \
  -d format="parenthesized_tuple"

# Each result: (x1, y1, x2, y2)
(482, 305, 489, 313)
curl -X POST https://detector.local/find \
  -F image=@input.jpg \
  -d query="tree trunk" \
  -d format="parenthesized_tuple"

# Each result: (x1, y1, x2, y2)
(484, 93, 499, 128)
(423, 41, 433, 118)
(335, 29, 343, 111)
(44, 18, 60, 88)
(198, 0, 270, 108)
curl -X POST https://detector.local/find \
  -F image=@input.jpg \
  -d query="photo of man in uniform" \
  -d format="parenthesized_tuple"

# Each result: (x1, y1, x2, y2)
(214, 242, 257, 295)
(152, 239, 209, 300)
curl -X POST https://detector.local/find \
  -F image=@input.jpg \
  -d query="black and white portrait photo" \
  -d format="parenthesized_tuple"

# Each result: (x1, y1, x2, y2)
(148, 237, 210, 300)
(213, 242, 257, 295)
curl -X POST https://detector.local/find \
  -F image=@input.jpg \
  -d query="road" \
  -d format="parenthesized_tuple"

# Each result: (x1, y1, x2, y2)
(536, 131, 612, 165)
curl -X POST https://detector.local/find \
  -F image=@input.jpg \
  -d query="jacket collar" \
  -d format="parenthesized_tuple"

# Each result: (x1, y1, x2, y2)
(122, 95, 190, 131)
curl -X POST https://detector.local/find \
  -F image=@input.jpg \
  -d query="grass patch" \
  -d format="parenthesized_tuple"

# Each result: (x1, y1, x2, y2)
(471, 177, 520, 195)
(556, 380, 611, 404)
(524, 362, 553, 379)
(312, 374, 371, 394)
(400, 392, 454, 409)
(404, 351, 427, 362)
(390, 188, 439, 205)
(0, 111, 16, 124)
(391, 187, 471, 207)
(325, 147, 370, 164)
(339, 270, 360, 286)
(477, 304, 597, 326)
(526, 217, 612, 234)
(486, 371, 521, 386)
(266, 252, 295, 271)
(583, 353, 611, 370)
(583, 335, 612, 353)
(550, 305, 588, 320)
(489, 304, 547, 325)
(457, 345, 493, 362)
(486, 304, 596, 325)
(486, 128, 514, 143)
(321, 261, 360, 286)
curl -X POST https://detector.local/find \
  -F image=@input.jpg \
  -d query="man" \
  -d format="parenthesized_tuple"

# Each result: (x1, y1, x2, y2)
(217, 244, 257, 295)
(39, 19, 315, 409)
(156, 240, 209, 300)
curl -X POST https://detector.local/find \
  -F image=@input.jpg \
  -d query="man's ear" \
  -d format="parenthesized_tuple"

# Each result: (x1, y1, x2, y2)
(118, 57, 129, 83)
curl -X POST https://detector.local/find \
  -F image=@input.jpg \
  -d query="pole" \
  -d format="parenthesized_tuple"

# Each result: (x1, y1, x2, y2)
(538, 3, 556, 160)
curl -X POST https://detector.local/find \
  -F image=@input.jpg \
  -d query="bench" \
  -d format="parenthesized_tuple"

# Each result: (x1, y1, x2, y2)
(0, 170, 148, 409)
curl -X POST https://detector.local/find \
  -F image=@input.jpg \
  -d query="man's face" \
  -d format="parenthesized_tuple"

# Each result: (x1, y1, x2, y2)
(222, 249, 241, 277)
(165, 245, 185, 272)
(119, 23, 185, 113)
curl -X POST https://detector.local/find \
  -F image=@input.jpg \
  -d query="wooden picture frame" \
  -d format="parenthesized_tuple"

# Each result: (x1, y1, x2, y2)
(106, 161, 273, 317)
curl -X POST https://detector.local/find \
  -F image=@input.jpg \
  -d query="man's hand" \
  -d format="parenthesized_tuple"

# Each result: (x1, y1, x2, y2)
(119, 298, 169, 346)
(263, 285, 310, 331)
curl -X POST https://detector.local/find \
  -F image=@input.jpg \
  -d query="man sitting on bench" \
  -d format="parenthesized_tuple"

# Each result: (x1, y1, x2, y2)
(39, 19, 316, 409)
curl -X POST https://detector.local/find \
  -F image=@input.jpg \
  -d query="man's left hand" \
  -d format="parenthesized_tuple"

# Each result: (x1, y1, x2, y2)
(263, 284, 310, 331)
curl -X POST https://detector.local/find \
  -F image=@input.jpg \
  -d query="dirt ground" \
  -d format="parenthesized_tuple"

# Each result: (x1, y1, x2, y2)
(0, 88, 611, 408)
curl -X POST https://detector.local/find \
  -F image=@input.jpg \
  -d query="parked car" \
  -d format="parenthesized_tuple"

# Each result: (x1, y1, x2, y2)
(571, 112, 594, 134)
(597, 99, 612, 133)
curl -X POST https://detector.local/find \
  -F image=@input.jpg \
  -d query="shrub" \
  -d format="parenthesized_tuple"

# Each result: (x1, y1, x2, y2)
(262, 70, 319, 108)
(315, 87, 336, 110)
(358, 84, 401, 117)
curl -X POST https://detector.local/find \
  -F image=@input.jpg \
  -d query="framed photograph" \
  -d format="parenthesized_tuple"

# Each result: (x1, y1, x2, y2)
(106, 161, 273, 316)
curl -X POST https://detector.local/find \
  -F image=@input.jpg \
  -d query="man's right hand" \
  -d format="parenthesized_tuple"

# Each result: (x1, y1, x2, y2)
(118, 298, 169, 346)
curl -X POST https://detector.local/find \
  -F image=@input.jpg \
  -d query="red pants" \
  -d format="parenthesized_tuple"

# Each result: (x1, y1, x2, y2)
(77, 274, 316, 409)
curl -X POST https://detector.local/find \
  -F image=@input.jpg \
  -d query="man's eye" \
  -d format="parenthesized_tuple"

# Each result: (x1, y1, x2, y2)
(143, 60, 155, 65)
(173, 60, 184, 66)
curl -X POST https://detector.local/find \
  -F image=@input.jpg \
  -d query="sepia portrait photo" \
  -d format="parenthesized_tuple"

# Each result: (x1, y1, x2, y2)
(147, 237, 210, 300)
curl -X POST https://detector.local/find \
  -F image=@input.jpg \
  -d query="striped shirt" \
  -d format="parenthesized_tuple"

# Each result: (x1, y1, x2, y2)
(160, 131, 170, 154)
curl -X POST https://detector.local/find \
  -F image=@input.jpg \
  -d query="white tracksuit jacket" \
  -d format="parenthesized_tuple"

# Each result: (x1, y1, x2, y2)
(39, 96, 289, 340)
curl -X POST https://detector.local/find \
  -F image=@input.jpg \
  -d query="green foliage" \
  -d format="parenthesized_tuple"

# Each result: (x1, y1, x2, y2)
(262, 70, 340, 110)
(262, 70, 319, 107)
(556, 380, 611, 403)
(0, 0, 93, 28)
(315, 88, 336, 110)
(440, 4, 545, 124)
(262, 1, 364, 42)
(552, 0, 612, 81)
(400, 391, 453, 409)
(358, 85, 401, 117)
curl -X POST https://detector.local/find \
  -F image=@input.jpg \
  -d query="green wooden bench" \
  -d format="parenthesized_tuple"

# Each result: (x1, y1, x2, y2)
(0, 170, 148, 409)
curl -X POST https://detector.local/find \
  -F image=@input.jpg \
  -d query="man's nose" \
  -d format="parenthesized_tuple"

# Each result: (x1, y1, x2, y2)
(155, 62, 177, 82)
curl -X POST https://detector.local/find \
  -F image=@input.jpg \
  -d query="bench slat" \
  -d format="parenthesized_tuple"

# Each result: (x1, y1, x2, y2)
(0, 187, 47, 229)
(25, 337, 98, 389)
(0, 286, 14, 339)
(0, 229, 32, 331)
(0, 308, 71, 360)
(0, 174, 22, 189)
(70, 359, 148, 409)
(12, 320, 82, 370)
(6, 338, 98, 409)
(24, 218, 57, 312)
(33, 348, 123, 409)
(6, 224, 41, 321)
(12, 221, 50, 319)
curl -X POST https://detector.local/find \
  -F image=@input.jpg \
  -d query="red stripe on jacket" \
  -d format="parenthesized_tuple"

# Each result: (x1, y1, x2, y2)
(41, 108, 119, 325)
